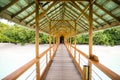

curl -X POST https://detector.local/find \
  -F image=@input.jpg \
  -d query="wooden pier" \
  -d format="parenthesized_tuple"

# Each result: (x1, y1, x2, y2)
(45, 44, 81, 80)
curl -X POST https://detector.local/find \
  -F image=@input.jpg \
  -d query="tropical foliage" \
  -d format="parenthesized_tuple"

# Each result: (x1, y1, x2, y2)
(0, 22, 120, 46)
(0, 22, 49, 45)
(76, 27, 120, 46)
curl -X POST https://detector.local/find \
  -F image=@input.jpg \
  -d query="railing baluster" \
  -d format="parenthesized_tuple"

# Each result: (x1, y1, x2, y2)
(83, 65, 89, 80)
(25, 68, 36, 80)
(65, 42, 120, 80)
(3, 44, 58, 80)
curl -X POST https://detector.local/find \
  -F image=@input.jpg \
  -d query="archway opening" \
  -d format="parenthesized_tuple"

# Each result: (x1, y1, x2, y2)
(60, 36, 64, 43)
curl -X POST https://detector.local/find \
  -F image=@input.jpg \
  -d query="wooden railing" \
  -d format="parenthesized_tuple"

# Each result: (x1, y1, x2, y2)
(65, 43, 120, 80)
(3, 44, 58, 80)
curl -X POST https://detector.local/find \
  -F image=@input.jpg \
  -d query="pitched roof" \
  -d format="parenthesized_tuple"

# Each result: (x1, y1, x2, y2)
(0, 0, 120, 36)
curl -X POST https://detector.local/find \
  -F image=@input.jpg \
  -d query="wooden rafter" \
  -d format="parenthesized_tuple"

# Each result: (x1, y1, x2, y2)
(11, 2, 34, 18)
(76, 0, 95, 22)
(39, 3, 50, 22)
(62, 2, 65, 20)
(71, 2, 102, 27)
(40, 9, 62, 28)
(47, 3, 62, 16)
(94, 12, 109, 24)
(78, 2, 106, 28)
(70, 1, 88, 20)
(78, 20, 88, 30)
(39, 1, 58, 19)
(20, 10, 35, 22)
(112, 0, 120, 6)
(0, 0, 19, 13)
(65, 5, 90, 30)
(94, 2, 120, 22)
(65, 11, 88, 31)
(65, 9, 76, 20)
(50, 9, 63, 20)
(39, 0, 88, 1)
(66, 21, 78, 32)
(26, 17, 35, 25)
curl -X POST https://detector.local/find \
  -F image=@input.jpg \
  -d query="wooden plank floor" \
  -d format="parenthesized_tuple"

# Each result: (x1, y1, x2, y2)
(45, 44, 82, 80)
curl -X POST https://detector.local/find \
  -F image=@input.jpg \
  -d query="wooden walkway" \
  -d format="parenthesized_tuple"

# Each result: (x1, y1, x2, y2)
(45, 44, 82, 80)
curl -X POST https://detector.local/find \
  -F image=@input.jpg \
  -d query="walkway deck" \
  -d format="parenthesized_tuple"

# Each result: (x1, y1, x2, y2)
(45, 44, 82, 80)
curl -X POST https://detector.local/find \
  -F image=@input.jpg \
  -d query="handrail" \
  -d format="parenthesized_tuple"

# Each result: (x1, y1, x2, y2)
(3, 44, 58, 80)
(65, 43, 120, 80)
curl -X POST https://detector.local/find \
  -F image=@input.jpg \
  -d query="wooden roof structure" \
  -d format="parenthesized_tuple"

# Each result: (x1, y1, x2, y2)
(1, 0, 120, 80)
(0, 0, 120, 36)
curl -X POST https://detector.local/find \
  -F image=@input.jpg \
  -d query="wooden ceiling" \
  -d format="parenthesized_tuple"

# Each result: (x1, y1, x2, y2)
(0, 0, 120, 36)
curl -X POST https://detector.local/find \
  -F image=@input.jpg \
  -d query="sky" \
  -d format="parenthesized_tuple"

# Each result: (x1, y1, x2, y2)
(0, 18, 15, 25)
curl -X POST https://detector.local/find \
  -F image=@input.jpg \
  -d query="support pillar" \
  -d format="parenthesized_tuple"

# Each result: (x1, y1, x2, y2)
(88, 0, 93, 80)
(49, 21, 52, 60)
(70, 27, 72, 51)
(83, 65, 89, 80)
(74, 21, 77, 60)
(35, 0, 40, 80)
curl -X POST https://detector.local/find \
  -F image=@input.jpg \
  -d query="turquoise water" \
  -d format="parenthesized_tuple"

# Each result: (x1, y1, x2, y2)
(0, 43, 120, 79)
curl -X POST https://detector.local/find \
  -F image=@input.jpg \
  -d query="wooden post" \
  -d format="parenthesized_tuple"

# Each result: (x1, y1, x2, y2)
(46, 53, 48, 66)
(78, 53, 80, 65)
(89, 0, 93, 80)
(74, 21, 77, 60)
(83, 65, 89, 80)
(70, 27, 72, 51)
(49, 21, 52, 60)
(35, 0, 40, 80)
(53, 36, 55, 52)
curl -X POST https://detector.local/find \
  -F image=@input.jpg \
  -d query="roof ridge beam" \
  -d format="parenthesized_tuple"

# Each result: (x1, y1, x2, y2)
(94, 2, 120, 22)
(0, 0, 19, 13)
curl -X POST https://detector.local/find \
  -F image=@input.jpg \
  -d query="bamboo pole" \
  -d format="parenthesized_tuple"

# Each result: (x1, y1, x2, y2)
(70, 27, 72, 51)
(74, 21, 77, 59)
(49, 21, 52, 60)
(88, 0, 93, 80)
(35, 0, 40, 80)
(83, 65, 89, 80)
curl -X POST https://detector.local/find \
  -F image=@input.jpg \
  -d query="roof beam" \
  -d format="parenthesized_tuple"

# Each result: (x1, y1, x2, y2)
(47, 3, 62, 15)
(62, 2, 65, 20)
(65, 12, 88, 31)
(94, 2, 120, 22)
(94, 12, 109, 24)
(72, 2, 101, 26)
(20, 10, 35, 22)
(11, 2, 34, 18)
(70, 1, 88, 20)
(0, 0, 19, 13)
(39, 3, 50, 22)
(76, 0, 95, 22)
(39, 1, 58, 20)
(26, 17, 35, 25)
(39, 0, 88, 1)
(112, 0, 120, 6)
(0, 10, 31, 28)
(65, 9, 77, 20)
